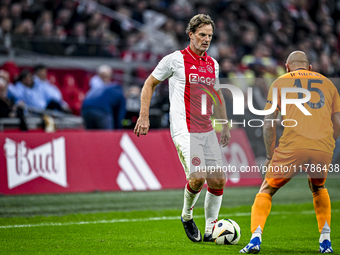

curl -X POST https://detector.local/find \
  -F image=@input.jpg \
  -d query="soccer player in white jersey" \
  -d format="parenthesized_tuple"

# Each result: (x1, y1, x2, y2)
(134, 14, 231, 242)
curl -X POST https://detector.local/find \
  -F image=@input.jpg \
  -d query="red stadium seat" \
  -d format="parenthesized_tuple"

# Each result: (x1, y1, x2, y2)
(80, 73, 92, 92)
(60, 74, 84, 115)
(134, 67, 151, 84)
(112, 69, 124, 83)
(67, 90, 85, 115)
(47, 72, 60, 87)
(1, 61, 20, 83)
(62, 74, 78, 88)
(135, 67, 150, 80)
(61, 86, 83, 115)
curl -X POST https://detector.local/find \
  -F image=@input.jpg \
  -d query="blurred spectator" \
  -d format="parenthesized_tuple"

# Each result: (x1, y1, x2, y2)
(33, 64, 70, 112)
(87, 12, 103, 31)
(0, 76, 13, 117)
(124, 85, 141, 128)
(55, 25, 67, 40)
(39, 21, 53, 37)
(158, 19, 180, 52)
(236, 24, 258, 60)
(89, 65, 112, 90)
(55, 9, 72, 29)
(125, 85, 141, 113)
(8, 69, 64, 112)
(81, 82, 126, 130)
(12, 19, 35, 51)
(0, 18, 12, 38)
(1, 61, 20, 83)
(0, 5, 10, 21)
(132, 1, 147, 24)
(10, 3, 23, 29)
(219, 58, 237, 80)
(65, 22, 86, 55)
(0, 73, 27, 130)
(0, 69, 11, 85)
(35, 10, 53, 32)
(174, 21, 187, 47)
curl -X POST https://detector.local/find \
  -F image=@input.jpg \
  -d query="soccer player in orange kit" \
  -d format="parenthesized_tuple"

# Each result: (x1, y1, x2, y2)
(240, 51, 340, 254)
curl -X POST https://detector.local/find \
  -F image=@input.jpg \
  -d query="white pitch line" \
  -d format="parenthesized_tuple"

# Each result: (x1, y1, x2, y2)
(0, 209, 338, 229)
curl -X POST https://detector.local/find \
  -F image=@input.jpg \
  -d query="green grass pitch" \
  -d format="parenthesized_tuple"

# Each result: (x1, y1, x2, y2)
(0, 177, 339, 254)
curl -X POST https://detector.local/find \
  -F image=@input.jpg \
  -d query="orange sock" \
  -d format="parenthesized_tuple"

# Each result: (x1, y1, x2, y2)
(251, 193, 272, 233)
(313, 189, 331, 233)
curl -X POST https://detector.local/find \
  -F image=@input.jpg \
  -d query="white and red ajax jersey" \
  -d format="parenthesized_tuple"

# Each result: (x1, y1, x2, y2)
(152, 46, 219, 137)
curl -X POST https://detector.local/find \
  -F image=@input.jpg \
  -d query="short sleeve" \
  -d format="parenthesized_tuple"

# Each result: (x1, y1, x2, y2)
(151, 52, 176, 81)
(332, 88, 340, 114)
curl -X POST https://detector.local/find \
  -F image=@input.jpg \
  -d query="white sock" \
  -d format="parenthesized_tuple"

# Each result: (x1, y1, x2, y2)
(251, 225, 262, 242)
(181, 184, 201, 221)
(204, 189, 223, 234)
(319, 221, 331, 243)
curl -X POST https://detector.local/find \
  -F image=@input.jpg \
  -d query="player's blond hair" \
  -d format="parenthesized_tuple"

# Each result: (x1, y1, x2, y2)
(186, 14, 215, 35)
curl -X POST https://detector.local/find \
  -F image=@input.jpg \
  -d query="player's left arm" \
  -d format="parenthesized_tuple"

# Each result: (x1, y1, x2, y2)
(213, 89, 231, 147)
(332, 112, 340, 141)
(263, 110, 279, 166)
(331, 86, 340, 141)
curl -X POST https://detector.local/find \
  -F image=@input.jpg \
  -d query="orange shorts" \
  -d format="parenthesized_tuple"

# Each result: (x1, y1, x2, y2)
(265, 148, 332, 188)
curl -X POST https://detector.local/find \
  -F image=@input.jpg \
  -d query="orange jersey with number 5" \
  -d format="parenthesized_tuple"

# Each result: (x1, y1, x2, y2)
(264, 69, 340, 154)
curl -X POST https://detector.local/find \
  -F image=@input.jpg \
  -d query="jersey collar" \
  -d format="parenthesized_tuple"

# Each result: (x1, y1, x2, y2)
(185, 45, 208, 62)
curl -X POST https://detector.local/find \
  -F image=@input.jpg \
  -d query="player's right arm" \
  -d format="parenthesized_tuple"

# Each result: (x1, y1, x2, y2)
(263, 110, 279, 166)
(134, 75, 161, 137)
(134, 52, 176, 137)
(262, 80, 280, 167)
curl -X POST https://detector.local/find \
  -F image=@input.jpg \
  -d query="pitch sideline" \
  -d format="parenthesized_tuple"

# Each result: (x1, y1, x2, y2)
(1, 209, 338, 229)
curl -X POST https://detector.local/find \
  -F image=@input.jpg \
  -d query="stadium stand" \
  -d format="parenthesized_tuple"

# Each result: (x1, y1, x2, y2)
(0, 0, 340, 161)
(0, 0, 338, 70)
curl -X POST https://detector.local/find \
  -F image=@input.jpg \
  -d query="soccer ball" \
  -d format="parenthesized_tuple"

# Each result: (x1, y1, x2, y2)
(211, 219, 241, 245)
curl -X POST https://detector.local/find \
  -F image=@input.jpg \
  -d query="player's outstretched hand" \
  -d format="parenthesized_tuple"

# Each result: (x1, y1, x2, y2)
(134, 116, 150, 137)
(220, 125, 231, 147)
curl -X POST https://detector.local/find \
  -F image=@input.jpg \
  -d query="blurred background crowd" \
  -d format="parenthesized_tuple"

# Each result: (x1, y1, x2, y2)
(1, 0, 340, 74)
(0, 0, 340, 162)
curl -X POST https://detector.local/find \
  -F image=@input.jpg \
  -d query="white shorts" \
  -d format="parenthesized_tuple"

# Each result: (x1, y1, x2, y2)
(172, 130, 223, 179)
